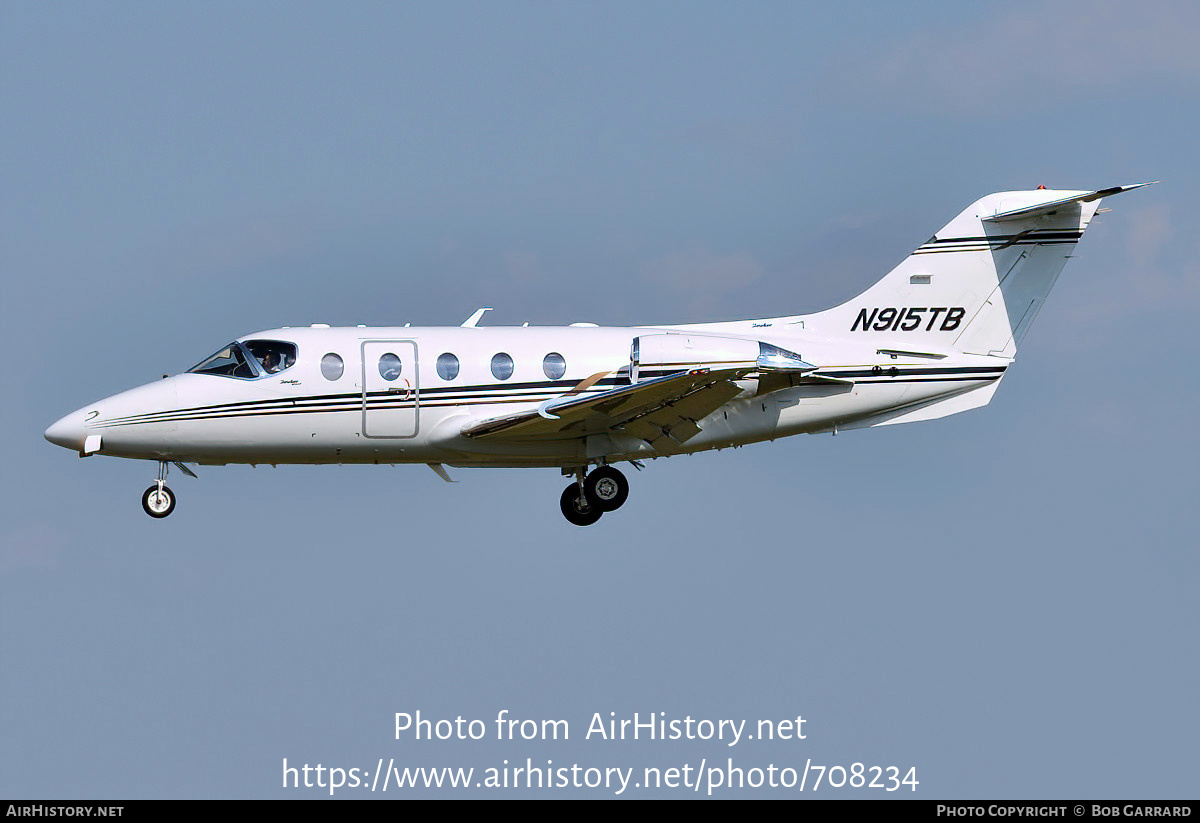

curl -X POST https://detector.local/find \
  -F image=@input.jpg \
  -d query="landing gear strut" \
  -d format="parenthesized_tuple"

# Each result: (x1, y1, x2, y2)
(559, 465, 630, 526)
(141, 460, 176, 518)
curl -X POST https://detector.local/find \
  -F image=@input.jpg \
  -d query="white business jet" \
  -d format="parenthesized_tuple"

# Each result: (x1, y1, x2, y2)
(45, 184, 1150, 525)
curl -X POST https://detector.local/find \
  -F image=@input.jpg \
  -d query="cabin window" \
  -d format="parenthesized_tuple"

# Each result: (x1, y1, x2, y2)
(543, 352, 566, 380)
(188, 343, 258, 379)
(320, 353, 344, 381)
(436, 352, 459, 381)
(378, 353, 402, 381)
(490, 352, 514, 380)
(244, 340, 297, 375)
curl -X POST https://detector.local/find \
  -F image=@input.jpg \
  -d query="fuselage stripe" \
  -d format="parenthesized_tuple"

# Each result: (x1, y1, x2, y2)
(90, 368, 1006, 429)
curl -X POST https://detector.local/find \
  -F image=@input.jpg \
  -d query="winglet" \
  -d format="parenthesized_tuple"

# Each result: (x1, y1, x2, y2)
(985, 183, 1155, 222)
(460, 308, 493, 328)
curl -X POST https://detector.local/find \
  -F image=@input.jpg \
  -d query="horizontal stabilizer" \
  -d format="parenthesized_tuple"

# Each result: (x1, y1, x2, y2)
(985, 183, 1154, 222)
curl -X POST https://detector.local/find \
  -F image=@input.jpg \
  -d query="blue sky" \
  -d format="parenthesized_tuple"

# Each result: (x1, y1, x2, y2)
(3, 1, 1197, 798)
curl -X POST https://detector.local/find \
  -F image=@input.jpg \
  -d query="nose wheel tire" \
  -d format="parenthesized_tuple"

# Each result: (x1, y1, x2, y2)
(584, 466, 629, 512)
(560, 483, 602, 526)
(141, 485, 176, 518)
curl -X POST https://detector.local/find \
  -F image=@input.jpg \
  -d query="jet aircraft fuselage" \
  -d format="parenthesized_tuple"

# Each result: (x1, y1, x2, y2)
(45, 184, 1151, 524)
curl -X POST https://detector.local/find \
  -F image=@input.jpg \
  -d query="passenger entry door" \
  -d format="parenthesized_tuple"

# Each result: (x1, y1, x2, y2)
(361, 340, 419, 438)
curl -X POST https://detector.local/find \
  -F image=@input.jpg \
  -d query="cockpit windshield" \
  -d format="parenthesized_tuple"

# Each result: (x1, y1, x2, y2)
(244, 340, 297, 374)
(189, 343, 257, 378)
(188, 340, 297, 379)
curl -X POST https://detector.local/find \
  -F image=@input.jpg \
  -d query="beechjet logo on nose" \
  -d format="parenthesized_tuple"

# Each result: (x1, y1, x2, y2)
(852, 307, 966, 333)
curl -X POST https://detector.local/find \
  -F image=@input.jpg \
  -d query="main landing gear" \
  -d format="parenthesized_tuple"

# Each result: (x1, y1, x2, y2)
(559, 465, 630, 526)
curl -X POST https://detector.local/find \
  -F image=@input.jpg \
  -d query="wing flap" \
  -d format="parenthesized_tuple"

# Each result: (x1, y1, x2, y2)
(462, 367, 748, 443)
(619, 379, 743, 451)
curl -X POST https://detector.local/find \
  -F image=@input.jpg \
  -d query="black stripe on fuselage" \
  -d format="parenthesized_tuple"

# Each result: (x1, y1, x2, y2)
(91, 366, 1005, 429)
(821, 365, 1007, 378)
(95, 372, 674, 428)
(94, 371, 673, 428)
(94, 387, 585, 428)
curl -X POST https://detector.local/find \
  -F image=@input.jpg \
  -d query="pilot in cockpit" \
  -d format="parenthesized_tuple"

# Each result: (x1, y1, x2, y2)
(190, 339, 296, 379)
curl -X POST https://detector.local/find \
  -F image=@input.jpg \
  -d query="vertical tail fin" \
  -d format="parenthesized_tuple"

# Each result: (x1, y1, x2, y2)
(804, 184, 1152, 356)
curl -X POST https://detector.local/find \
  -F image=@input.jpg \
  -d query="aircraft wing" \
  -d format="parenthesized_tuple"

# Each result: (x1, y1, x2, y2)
(461, 367, 748, 446)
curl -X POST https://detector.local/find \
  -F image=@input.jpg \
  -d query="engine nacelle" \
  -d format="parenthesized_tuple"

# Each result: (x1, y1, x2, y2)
(631, 334, 813, 381)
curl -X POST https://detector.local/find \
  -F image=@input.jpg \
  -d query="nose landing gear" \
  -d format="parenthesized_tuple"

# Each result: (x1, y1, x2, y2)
(559, 465, 630, 526)
(141, 460, 175, 518)
(141, 484, 176, 518)
(140, 460, 194, 518)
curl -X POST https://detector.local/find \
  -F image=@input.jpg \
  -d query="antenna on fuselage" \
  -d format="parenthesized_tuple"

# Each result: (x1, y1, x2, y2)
(461, 307, 492, 328)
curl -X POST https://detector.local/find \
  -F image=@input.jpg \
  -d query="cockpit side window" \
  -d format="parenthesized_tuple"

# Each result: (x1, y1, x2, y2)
(188, 343, 259, 379)
(244, 340, 298, 375)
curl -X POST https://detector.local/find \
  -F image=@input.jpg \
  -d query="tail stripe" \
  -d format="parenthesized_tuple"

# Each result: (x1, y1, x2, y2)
(928, 231, 1083, 244)
(912, 230, 1083, 255)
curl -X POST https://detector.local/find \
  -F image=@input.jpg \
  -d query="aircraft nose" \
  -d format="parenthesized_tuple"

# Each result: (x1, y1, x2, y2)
(44, 409, 87, 450)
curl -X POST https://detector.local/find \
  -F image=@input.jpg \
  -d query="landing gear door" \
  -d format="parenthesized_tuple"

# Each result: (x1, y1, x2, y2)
(361, 340, 419, 438)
